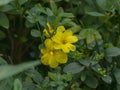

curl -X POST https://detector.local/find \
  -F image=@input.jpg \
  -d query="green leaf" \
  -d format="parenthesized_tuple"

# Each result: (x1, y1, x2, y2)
(79, 28, 102, 45)
(57, 85, 64, 90)
(59, 12, 74, 18)
(0, 13, 9, 29)
(31, 29, 40, 37)
(85, 75, 98, 88)
(14, 79, 22, 90)
(63, 62, 84, 74)
(0, 4, 14, 12)
(105, 47, 120, 57)
(0, 30, 6, 40)
(114, 68, 120, 84)
(64, 73, 72, 81)
(26, 69, 43, 84)
(0, 78, 13, 90)
(46, 8, 54, 16)
(96, 0, 106, 9)
(48, 72, 57, 81)
(86, 12, 105, 17)
(0, 56, 7, 65)
(102, 75, 112, 84)
(79, 58, 91, 66)
(0, 60, 40, 80)
(22, 82, 38, 90)
(0, 0, 13, 6)
(81, 72, 87, 82)
(50, 0, 57, 14)
(86, 32, 95, 44)
(78, 29, 87, 40)
(117, 84, 120, 90)
(18, 0, 28, 5)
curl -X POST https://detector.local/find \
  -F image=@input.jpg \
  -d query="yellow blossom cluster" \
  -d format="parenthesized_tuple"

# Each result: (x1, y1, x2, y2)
(40, 23, 78, 68)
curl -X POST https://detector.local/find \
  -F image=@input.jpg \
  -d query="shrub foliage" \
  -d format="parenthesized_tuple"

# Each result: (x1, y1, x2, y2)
(0, 0, 120, 90)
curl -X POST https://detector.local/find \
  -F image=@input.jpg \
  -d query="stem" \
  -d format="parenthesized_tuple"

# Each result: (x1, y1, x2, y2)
(36, 22, 44, 43)
(7, 29, 14, 60)
(22, 39, 37, 55)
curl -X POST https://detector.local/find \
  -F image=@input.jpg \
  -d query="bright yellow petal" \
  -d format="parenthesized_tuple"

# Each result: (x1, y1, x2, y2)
(47, 23, 52, 30)
(55, 50, 68, 64)
(43, 29, 50, 37)
(53, 43, 62, 49)
(68, 44, 76, 51)
(44, 39, 54, 49)
(61, 44, 70, 53)
(66, 36, 78, 43)
(49, 56, 58, 68)
(41, 48, 49, 54)
(61, 44, 76, 53)
(41, 54, 49, 65)
(56, 26, 65, 32)
(52, 32, 63, 44)
(63, 30, 73, 37)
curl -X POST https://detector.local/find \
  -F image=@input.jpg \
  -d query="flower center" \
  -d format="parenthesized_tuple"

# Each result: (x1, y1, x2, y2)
(62, 40, 67, 44)
(50, 51, 54, 55)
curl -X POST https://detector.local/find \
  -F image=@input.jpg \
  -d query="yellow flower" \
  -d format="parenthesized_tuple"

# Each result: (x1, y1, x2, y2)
(41, 39, 68, 68)
(43, 23, 54, 37)
(52, 26, 78, 53)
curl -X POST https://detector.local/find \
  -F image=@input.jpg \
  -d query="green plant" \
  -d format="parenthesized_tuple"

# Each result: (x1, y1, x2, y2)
(0, 0, 120, 90)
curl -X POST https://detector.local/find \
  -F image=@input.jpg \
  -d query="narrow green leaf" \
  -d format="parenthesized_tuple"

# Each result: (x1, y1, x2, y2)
(50, 0, 57, 14)
(59, 12, 74, 18)
(79, 58, 91, 66)
(81, 72, 87, 82)
(102, 75, 112, 84)
(14, 79, 22, 90)
(0, 5, 14, 12)
(31, 29, 40, 37)
(48, 72, 57, 81)
(26, 69, 43, 84)
(105, 47, 120, 57)
(96, 0, 106, 9)
(46, 8, 54, 16)
(0, 60, 40, 80)
(18, 0, 28, 5)
(86, 12, 105, 17)
(57, 85, 64, 90)
(85, 75, 98, 88)
(0, 0, 13, 6)
(114, 68, 120, 84)
(79, 28, 102, 45)
(78, 29, 87, 40)
(63, 62, 84, 74)
(86, 32, 95, 44)
(0, 56, 7, 65)
(0, 13, 9, 29)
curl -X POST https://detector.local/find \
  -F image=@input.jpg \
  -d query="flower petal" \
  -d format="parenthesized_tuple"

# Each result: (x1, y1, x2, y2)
(53, 43, 62, 49)
(61, 44, 70, 53)
(43, 29, 50, 37)
(63, 30, 73, 37)
(68, 44, 76, 51)
(41, 48, 49, 54)
(61, 44, 76, 53)
(49, 56, 58, 68)
(52, 32, 63, 44)
(56, 50, 68, 64)
(66, 36, 78, 43)
(44, 39, 54, 49)
(41, 54, 49, 65)
(56, 26, 65, 32)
